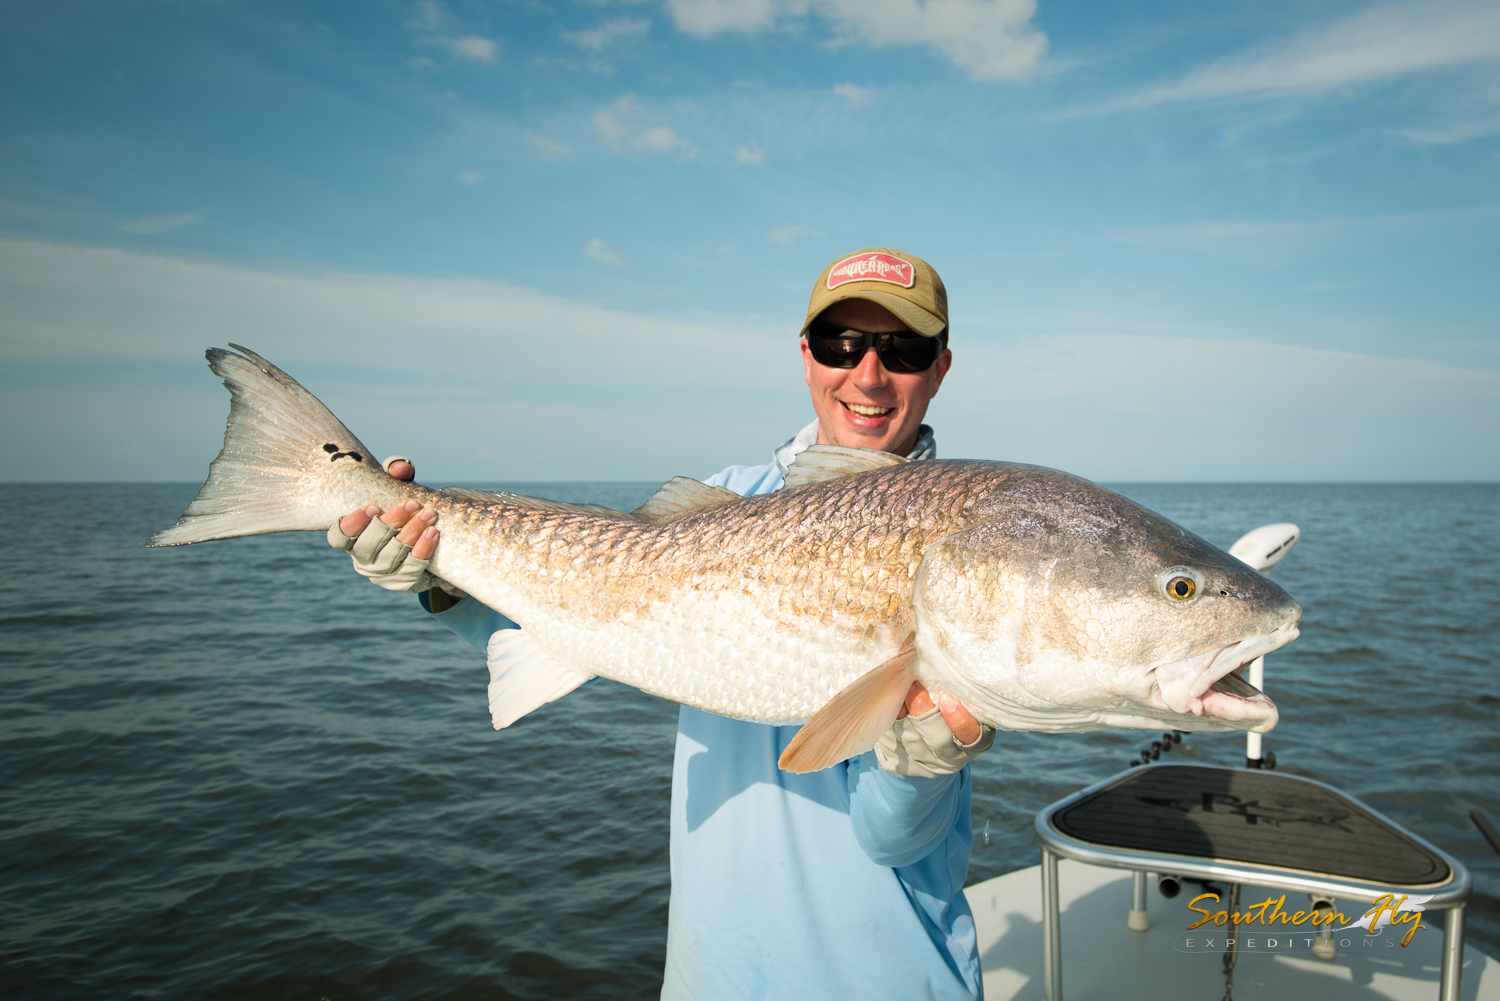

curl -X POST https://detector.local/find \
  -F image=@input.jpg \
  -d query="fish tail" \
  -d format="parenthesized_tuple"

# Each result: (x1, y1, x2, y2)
(145, 344, 383, 547)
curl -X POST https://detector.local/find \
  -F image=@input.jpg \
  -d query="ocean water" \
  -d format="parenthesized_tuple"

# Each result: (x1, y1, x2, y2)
(1, 481, 1496, 999)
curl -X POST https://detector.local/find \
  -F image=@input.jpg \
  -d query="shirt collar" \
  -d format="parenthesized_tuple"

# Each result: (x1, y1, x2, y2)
(773, 420, 937, 475)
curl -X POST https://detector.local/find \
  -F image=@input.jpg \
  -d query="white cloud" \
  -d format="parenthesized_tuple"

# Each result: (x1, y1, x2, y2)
(3, 240, 1495, 483)
(0, 239, 798, 482)
(527, 132, 571, 156)
(0, 240, 795, 386)
(1104, 217, 1342, 249)
(1390, 117, 1500, 144)
(584, 237, 627, 264)
(633, 125, 690, 152)
(119, 210, 205, 235)
(735, 145, 764, 165)
(833, 82, 872, 105)
(405, 1, 447, 31)
(591, 95, 693, 152)
(943, 332, 1500, 482)
(405, 4, 499, 63)
(592, 112, 629, 144)
(438, 35, 499, 61)
(668, 0, 780, 35)
(1102, 204, 1500, 255)
(767, 223, 811, 244)
(458, 170, 482, 184)
(562, 18, 651, 52)
(664, 0, 1046, 82)
(592, 94, 641, 145)
(635, 125, 679, 150)
(1088, 0, 1500, 113)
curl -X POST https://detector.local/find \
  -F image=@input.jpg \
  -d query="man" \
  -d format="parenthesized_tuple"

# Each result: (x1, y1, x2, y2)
(332, 248, 992, 999)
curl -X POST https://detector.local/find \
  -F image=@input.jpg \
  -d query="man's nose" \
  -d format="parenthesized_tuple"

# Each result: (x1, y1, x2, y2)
(851, 343, 889, 388)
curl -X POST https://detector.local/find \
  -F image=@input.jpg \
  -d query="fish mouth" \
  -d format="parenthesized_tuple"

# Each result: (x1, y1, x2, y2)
(1148, 622, 1299, 733)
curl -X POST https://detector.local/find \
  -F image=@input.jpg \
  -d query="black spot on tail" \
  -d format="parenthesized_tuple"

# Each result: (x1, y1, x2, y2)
(323, 444, 364, 463)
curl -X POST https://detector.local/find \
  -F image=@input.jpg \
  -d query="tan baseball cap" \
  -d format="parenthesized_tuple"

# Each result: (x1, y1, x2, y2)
(801, 247, 948, 339)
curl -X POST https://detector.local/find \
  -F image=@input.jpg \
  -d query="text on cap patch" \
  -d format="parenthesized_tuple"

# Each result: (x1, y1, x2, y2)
(826, 252, 916, 290)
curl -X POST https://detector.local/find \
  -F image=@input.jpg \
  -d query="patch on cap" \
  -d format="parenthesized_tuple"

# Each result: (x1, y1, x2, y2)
(826, 252, 915, 290)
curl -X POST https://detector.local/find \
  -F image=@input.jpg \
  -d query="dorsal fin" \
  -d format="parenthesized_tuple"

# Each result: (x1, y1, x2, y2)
(781, 445, 909, 490)
(630, 477, 741, 525)
(440, 486, 632, 520)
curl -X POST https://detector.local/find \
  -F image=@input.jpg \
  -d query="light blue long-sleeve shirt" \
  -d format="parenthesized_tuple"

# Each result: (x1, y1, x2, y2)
(426, 424, 981, 1000)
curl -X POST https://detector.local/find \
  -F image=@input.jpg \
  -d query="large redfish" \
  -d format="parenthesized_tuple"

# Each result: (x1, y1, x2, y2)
(149, 346, 1301, 772)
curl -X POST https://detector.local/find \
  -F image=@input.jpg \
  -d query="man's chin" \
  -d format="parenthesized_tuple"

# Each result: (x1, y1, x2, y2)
(829, 413, 910, 453)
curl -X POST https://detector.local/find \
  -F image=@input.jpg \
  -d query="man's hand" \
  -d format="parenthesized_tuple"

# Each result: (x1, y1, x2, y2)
(876, 682, 994, 777)
(336, 455, 433, 557)
(327, 456, 452, 595)
(336, 454, 439, 564)
(898, 682, 981, 745)
(337, 499, 440, 564)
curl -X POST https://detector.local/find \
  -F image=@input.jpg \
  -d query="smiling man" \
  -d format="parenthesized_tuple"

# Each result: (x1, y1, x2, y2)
(659, 248, 990, 1000)
(332, 246, 992, 1000)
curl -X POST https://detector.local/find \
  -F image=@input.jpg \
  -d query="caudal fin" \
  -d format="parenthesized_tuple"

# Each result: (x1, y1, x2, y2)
(146, 345, 378, 547)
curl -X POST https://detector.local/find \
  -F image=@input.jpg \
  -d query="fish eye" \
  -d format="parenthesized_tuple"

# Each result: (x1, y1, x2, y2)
(1157, 567, 1203, 603)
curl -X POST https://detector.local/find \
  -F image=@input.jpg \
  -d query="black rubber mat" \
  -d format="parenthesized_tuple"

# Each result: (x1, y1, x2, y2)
(1051, 765, 1449, 885)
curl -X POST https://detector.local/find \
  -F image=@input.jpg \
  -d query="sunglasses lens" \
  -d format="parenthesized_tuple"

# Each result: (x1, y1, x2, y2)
(808, 327, 868, 369)
(877, 335, 941, 373)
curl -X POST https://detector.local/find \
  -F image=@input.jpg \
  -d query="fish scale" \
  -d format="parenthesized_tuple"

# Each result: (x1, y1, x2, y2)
(432, 472, 950, 720)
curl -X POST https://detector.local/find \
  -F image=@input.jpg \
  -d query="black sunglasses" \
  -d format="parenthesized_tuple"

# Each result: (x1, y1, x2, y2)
(805, 321, 945, 373)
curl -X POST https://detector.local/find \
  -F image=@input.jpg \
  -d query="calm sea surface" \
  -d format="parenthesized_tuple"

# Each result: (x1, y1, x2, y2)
(2, 481, 1496, 999)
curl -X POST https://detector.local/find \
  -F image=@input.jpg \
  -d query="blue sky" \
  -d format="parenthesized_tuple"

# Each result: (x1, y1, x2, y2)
(2, 0, 1497, 482)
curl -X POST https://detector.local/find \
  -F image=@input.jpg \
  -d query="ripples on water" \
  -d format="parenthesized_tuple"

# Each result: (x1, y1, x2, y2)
(2, 482, 1495, 999)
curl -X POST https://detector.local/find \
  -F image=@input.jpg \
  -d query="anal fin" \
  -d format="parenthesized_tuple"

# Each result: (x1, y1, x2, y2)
(778, 636, 918, 774)
(487, 628, 594, 728)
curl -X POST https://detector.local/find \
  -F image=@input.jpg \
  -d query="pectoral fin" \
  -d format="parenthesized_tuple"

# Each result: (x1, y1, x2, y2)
(778, 637, 918, 774)
(486, 628, 595, 728)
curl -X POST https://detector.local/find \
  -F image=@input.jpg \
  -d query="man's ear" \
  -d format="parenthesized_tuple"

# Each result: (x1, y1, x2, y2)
(800, 337, 815, 387)
(930, 347, 953, 396)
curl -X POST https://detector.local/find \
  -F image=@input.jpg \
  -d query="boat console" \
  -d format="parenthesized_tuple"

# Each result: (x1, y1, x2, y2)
(1034, 763, 1472, 1001)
